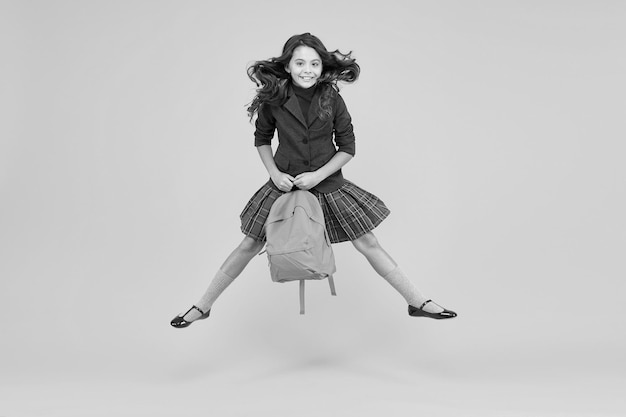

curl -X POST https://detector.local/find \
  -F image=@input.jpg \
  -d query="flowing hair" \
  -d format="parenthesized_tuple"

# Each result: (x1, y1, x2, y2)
(247, 33, 360, 121)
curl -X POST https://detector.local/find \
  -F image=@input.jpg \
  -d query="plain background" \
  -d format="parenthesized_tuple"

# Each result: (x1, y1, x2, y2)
(1, 1, 624, 416)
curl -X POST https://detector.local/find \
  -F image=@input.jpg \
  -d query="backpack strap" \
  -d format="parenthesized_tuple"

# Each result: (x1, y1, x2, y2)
(299, 276, 336, 315)
(328, 275, 336, 296)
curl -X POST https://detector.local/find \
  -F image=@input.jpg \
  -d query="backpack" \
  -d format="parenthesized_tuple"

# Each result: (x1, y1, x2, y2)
(263, 190, 336, 314)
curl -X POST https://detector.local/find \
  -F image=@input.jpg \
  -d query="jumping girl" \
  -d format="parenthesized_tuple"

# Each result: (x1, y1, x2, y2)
(171, 33, 457, 328)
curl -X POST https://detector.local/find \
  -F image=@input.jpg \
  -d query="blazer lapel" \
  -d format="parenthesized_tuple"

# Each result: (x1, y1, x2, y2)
(306, 87, 323, 127)
(283, 89, 307, 128)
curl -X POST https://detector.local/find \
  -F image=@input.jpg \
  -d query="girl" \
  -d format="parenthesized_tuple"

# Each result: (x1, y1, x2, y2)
(171, 33, 457, 328)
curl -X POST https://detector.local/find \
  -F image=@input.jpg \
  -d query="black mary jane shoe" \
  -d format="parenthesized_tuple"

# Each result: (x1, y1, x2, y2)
(170, 305, 210, 328)
(408, 299, 457, 319)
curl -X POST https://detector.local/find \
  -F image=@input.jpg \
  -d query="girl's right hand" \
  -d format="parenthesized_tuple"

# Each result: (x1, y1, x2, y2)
(271, 172, 296, 192)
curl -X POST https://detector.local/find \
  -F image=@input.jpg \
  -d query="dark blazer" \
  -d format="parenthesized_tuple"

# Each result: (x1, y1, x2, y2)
(254, 84, 356, 193)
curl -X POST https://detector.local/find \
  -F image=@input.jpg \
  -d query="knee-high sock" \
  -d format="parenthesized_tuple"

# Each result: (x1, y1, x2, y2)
(382, 267, 445, 313)
(196, 269, 235, 311)
(382, 266, 427, 306)
(183, 269, 235, 321)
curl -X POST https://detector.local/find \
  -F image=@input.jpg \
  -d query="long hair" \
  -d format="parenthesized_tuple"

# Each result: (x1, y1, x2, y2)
(247, 33, 360, 121)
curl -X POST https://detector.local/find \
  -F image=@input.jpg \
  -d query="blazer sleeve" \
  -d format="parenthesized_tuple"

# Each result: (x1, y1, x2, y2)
(333, 94, 356, 156)
(254, 104, 276, 147)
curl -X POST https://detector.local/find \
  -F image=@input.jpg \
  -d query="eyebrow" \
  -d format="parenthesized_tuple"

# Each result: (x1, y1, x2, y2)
(294, 58, 321, 62)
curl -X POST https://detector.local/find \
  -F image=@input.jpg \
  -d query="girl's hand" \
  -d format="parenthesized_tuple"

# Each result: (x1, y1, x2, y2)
(293, 172, 322, 191)
(271, 172, 296, 192)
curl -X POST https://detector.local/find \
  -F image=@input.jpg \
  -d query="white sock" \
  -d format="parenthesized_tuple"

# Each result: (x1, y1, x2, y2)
(382, 267, 443, 313)
(183, 269, 235, 321)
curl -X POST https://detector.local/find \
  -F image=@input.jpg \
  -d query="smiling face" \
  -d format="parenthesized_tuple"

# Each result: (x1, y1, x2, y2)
(285, 45, 323, 89)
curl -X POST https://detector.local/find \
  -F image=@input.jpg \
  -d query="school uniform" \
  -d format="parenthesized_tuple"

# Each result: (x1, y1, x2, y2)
(240, 82, 390, 243)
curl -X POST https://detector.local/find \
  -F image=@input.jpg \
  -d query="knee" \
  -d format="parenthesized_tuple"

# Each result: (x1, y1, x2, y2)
(352, 232, 380, 254)
(238, 236, 264, 254)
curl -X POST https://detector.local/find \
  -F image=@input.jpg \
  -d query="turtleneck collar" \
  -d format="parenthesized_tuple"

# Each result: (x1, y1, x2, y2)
(290, 82, 318, 124)
(291, 81, 318, 98)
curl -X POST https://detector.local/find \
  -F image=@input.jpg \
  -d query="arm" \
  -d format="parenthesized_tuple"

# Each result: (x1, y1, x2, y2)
(293, 151, 353, 191)
(257, 145, 295, 192)
(255, 105, 296, 192)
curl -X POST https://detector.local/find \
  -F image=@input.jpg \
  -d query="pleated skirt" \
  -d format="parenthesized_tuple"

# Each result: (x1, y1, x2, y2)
(240, 179, 390, 244)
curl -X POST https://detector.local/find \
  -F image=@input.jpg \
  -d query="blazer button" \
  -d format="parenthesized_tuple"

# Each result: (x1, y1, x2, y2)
(303, 161, 309, 166)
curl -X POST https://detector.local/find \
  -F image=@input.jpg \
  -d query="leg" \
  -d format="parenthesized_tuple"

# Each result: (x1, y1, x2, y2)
(351, 232, 397, 276)
(219, 236, 266, 278)
(351, 232, 448, 314)
(175, 236, 264, 323)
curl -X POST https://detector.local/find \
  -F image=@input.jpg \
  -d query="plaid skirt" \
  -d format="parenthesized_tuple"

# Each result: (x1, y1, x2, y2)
(240, 180, 390, 244)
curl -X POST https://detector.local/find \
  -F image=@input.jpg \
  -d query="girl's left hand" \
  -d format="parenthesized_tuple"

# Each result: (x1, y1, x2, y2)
(293, 172, 322, 191)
